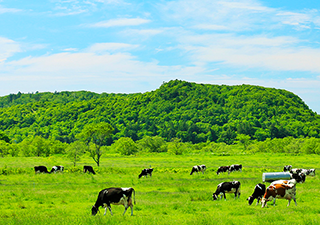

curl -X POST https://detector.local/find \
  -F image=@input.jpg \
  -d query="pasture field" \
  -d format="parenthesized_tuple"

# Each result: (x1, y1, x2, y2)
(0, 153, 319, 225)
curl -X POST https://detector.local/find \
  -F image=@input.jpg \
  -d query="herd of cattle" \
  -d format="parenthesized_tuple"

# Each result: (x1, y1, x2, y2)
(34, 163, 316, 216)
(34, 165, 95, 174)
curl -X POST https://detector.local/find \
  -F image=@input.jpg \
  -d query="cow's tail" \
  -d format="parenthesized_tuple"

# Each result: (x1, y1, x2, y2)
(133, 188, 136, 205)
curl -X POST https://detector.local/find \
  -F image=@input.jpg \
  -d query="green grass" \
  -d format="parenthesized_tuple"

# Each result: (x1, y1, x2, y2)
(0, 153, 319, 224)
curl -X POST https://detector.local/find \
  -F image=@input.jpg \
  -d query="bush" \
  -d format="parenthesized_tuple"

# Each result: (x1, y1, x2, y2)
(112, 137, 138, 155)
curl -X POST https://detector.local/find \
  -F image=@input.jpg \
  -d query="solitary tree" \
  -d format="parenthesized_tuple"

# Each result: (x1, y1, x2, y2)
(78, 122, 114, 166)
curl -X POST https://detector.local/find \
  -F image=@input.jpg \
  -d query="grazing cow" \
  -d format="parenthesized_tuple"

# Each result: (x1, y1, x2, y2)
(247, 183, 266, 205)
(290, 172, 306, 183)
(190, 165, 206, 175)
(216, 166, 230, 175)
(228, 164, 242, 174)
(300, 168, 315, 176)
(84, 166, 96, 174)
(91, 187, 136, 216)
(138, 168, 153, 178)
(34, 166, 49, 174)
(283, 165, 292, 172)
(261, 183, 296, 208)
(50, 165, 64, 173)
(212, 181, 241, 200)
(266, 178, 301, 206)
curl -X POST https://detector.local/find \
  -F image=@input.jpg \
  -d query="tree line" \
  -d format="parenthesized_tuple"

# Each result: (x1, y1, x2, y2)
(1, 128, 320, 167)
(0, 80, 319, 147)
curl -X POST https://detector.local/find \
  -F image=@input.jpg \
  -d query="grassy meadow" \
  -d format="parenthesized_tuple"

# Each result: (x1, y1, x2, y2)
(0, 153, 319, 225)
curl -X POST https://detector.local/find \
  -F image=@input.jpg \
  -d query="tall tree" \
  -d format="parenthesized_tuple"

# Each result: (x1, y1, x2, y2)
(78, 122, 114, 166)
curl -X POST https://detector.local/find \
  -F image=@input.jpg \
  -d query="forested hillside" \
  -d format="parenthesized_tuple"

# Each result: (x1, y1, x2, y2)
(0, 79, 319, 144)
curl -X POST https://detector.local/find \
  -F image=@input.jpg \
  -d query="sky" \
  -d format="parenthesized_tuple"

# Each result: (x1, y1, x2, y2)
(1, 0, 320, 114)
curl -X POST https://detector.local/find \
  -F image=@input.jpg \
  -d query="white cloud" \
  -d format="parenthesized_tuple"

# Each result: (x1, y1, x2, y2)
(193, 24, 230, 31)
(0, 5, 21, 14)
(90, 18, 151, 28)
(86, 43, 139, 53)
(277, 11, 312, 29)
(218, 1, 269, 12)
(0, 37, 21, 62)
(63, 48, 78, 52)
(185, 41, 320, 73)
(157, 0, 320, 73)
(159, 0, 274, 32)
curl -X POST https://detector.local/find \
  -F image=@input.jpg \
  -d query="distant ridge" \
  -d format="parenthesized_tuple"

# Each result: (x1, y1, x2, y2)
(0, 80, 319, 144)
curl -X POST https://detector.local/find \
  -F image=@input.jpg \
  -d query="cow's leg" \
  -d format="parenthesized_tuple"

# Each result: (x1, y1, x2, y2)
(130, 205, 133, 216)
(293, 198, 297, 206)
(123, 206, 128, 215)
(273, 198, 276, 206)
(223, 193, 226, 200)
(287, 199, 291, 206)
(256, 197, 260, 205)
(107, 206, 113, 216)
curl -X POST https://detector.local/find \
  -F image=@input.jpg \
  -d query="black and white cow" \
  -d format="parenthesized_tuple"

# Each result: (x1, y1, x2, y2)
(290, 172, 306, 183)
(247, 183, 266, 205)
(299, 168, 315, 176)
(283, 165, 292, 172)
(212, 181, 241, 200)
(34, 166, 49, 173)
(138, 168, 153, 178)
(50, 165, 64, 173)
(216, 166, 230, 175)
(290, 168, 302, 175)
(228, 164, 242, 174)
(84, 165, 96, 174)
(190, 165, 206, 175)
(91, 187, 136, 216)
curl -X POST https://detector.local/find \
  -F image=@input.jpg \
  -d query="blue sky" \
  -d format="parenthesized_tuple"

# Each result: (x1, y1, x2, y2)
(1, 0, 320, 114)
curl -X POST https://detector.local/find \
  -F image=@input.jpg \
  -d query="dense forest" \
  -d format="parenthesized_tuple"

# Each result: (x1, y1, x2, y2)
(0, 79, 319, 146)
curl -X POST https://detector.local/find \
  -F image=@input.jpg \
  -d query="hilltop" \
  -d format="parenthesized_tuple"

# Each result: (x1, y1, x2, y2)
(0, 80, 319, 144)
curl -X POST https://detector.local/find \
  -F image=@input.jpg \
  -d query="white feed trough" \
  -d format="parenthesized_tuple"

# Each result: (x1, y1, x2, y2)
(262, 172, 291, 183)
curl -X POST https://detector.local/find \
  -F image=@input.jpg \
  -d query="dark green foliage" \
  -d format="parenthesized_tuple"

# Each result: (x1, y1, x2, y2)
(0, 80, 319, 145)
(0, 131, 10, 143)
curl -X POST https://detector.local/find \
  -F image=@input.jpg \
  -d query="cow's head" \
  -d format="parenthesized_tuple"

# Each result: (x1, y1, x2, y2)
(91, 205, 99, 216)
(309, 169, 315, 176)
(247, 196, 254, 205)
(212, 193, 218, 200)
(261, 198, 268, 208)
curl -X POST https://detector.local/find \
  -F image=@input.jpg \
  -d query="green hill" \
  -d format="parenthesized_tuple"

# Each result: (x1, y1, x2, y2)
(0, 80, 319, 144)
